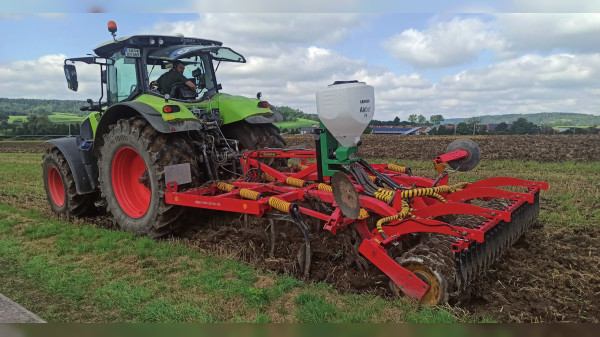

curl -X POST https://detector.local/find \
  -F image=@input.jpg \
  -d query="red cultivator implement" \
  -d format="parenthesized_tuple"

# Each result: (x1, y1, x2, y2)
(165, 145, 548, 305)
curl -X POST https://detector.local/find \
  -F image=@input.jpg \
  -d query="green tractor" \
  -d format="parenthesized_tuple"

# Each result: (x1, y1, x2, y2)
(42, 21, 285, 237)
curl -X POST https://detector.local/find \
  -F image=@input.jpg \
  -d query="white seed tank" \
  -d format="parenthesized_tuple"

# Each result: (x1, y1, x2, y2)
(316, 81, 375, 148)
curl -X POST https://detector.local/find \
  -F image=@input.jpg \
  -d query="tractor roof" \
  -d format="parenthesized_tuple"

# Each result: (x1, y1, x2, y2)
(93, 35, 223, 58)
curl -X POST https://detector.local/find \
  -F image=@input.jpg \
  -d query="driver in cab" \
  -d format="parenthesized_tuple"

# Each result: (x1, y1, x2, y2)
(156, 60, 196, 95)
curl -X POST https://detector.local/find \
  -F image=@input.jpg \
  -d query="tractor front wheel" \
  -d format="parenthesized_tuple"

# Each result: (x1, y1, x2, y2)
(98, 117, 201, 237)
(42, 147, 96, 217)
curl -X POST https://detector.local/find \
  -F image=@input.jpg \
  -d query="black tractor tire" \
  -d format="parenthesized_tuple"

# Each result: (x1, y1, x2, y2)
(42, 147, 97, 218)
(221, 121, 286, 151)
(221, 121, 287, 169)
(97, 117, 201, 237)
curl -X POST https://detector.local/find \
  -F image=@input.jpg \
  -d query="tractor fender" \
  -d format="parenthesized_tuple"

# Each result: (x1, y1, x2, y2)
(46, 137, 97, 194)
(94, 101, 203, 152)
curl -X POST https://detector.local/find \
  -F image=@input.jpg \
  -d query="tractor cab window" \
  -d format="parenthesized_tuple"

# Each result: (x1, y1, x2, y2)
(147, 54, 215, 99)
(107, 52, 139, 103)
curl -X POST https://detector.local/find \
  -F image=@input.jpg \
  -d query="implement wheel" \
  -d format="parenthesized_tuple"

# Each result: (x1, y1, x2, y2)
(390, 261, 445, 306)
(98, 117, 201, 237)
(42, 147, 96, 217)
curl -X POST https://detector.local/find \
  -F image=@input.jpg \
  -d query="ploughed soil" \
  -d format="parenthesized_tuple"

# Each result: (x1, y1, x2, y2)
(284, 134, 600, 162)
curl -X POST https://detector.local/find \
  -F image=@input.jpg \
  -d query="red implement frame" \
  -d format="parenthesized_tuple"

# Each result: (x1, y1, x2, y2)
(164, 149, 548, 302)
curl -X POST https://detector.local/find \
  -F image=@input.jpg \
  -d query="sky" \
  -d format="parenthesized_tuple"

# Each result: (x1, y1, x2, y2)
(1, 2, 600, 121)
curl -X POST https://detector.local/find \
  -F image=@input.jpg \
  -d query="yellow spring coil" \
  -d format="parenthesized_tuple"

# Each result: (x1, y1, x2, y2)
(286, 177, 306, 188)
(374, 188, 395, 203)
(268, 197, 291, 213)
(262, 173, 276, 182)
(387, 163, 408, 173)
(239, 188, 260, 201)
(216, 182, 235, 192)
(318, 183, 333, 192)
(358, 208, 369, 220)
(368, 175, 377, 182)
(376, 199, 411, 238)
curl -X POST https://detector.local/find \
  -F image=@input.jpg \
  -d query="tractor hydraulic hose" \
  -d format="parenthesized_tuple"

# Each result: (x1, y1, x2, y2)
(376, 199, 411, 240)
(374, 188, 395, 203)
(268, 197, 293, 213)
(358, 159, 402, 189)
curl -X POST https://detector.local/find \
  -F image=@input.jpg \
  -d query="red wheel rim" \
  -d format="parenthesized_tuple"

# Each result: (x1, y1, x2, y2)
(48, 166, 65, 207)
(111, 147, 150, 218)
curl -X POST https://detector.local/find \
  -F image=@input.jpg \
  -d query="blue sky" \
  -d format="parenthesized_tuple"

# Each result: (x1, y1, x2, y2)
(1, 11, 600, 121)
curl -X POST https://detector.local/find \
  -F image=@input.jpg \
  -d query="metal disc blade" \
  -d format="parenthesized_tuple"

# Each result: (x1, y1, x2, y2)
(445, 138, 481, 172)
(331, 171, 360, 219)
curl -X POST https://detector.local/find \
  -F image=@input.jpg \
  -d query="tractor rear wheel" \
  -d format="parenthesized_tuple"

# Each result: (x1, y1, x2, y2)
(221, 121, 286, 151)
(98, 117, 201, 237)
(221, 121, 287, 169)
(42, 147, 96, 217)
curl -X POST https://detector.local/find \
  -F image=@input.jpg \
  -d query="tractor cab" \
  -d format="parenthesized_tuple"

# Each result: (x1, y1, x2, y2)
(63, 21, 247, 110)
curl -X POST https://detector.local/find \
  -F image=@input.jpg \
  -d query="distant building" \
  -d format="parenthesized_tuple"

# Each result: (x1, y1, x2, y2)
(299, 125, 318, 134)
(372, 126, 421, 135)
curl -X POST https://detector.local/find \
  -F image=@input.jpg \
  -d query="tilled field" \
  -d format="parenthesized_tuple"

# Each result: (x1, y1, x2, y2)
(284, 134, 600, 162)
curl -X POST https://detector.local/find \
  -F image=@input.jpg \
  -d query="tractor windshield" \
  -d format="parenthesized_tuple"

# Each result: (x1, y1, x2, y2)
(147, 54, 215, 98)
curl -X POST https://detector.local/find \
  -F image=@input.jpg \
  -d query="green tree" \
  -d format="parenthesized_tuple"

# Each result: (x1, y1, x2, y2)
(417, 114, 427, 124)
(456, 122, 471, 135)
(408, 114, 418, 123)
(510, 118, 538, 135)
(494, 122, 508, 133)
(429, 114, 444, 125)
(393, 116, 400, 126)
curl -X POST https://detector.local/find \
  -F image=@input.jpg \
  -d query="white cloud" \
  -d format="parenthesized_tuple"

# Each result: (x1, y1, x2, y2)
(381, 16, 506, 68)
(495, 14, 600, 54)
(0, 54, 100, 100)
(147, 13, 366, 50)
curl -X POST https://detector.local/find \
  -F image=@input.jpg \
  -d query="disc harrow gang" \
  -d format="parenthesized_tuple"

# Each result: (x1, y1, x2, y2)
(164, 148, 548, 305)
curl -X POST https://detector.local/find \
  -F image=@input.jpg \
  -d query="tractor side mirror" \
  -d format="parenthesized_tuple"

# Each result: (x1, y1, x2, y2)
(101, 69, 107, 84)
(216, 83, 222, 91)
(64, 64, 79, 91)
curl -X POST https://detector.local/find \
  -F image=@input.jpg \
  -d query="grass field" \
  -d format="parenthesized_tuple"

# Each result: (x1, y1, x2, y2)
(274, 118, 317, 130)
(0, 153, 468, 323)
(8, 113, 86, 124)
(0, 148, 598, 322)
